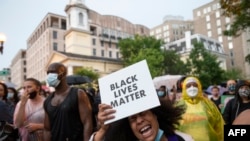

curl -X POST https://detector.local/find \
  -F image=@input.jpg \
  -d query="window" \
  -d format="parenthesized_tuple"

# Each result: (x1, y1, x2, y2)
(231, 59, 234, 66)
(216, 11, 220, 18)
(109, 51, 112, 58)
(206, 15, 210, 22)
(53, 42, 58, 50)
(79, 13, 84, 25)
(141, 28, 144, 34)
(207, 6, 211, 12)
(23, 60, 26, 65)
(212, 4, 217, 10)
(166, 31, 169, 36)
(206, 23, 211, 30)
(218, 36, 223, 43)
(101, 41, 104, 47)
(116, 52, 119, 58)
(228, 36, 232, 41)
(230, 50, 234, 57)
(163, 25, 169, 31)
(92, 38, 96, 45)
(203, 8, 207, 14)
(228, 42, 233, 49)
(156, 28, 161, 34)
(207, 31, 212, 37)
(53, 31, 57, 39)
(217, 28, 222, 35)
(225, 17, 230, 23)
(217, 3, 221, 8)
(93, 49, 96, 56)
(109, 42, 112, 48)
(101, 50, 104, 57)
(216, 19, 221, 26)
(197, 11, 201, 16)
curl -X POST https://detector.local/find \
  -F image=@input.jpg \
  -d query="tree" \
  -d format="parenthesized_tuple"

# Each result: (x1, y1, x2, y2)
(75, 67, 100, 88)
(118, 35, 165, 78)
(220, 0, 250, 37)
(245, 54, 250, 64)
(222, 68, 243, 80)
(186, 42, 225, 88)
(220, 0, 250, 66)
(162, 49, 190, 75)
(76, 67, 99, 81)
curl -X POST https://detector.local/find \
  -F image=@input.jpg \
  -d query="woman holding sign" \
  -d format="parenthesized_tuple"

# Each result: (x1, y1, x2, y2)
(89, 100, 194, 141)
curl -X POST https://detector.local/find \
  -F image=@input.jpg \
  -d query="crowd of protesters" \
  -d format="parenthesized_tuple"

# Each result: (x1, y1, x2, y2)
(1, 63, 250, 141)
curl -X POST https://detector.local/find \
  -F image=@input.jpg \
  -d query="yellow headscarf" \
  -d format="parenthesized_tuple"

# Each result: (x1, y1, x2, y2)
(177, 76, 224, 141)
(182, 76, 203, 104)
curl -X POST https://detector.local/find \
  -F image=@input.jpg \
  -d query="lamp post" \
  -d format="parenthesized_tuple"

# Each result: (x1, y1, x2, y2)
(0, 33, 7, 54)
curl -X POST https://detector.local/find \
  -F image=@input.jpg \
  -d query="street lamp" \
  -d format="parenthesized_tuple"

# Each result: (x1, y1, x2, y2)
(0, 33, 7, 54)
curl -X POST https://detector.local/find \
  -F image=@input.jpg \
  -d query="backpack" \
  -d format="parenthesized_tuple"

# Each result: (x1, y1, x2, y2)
(84, 89, 99, 132)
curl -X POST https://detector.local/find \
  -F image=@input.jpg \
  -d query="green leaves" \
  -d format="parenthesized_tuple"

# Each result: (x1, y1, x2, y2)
(187, 42, 225, 88)
(118, 35, 165, 77)
(220, 0, 250, 37)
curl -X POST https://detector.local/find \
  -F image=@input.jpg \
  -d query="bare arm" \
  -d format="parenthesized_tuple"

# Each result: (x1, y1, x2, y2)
(25, 123, 44, 132)
(13, 92, 29, 128)
(93, 104, 116, 141)
(43, 110, 51, 141)
(78, 89, 93, 141)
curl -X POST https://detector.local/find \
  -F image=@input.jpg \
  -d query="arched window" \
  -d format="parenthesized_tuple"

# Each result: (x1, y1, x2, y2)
(79, 13, 84, 25)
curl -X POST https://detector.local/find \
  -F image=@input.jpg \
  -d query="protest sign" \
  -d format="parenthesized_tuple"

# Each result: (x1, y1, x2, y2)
(98, 60, 160, 124)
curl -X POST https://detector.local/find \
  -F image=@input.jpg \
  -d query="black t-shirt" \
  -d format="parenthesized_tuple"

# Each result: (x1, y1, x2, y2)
(210, 97, 221, 110)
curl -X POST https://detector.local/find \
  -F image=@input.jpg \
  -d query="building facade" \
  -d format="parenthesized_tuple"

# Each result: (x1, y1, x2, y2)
(9, 49, 26, 88)
(26, 13, 67, 81)
(150, 15, 194, 43)
(26, 0, 149, 82)
(193, 0, 250, 78)
(164, 31, 227, 70)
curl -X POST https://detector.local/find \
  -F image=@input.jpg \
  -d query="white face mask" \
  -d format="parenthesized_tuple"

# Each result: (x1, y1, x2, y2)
(46, 73, 61, 87)
(186, 86, 198, 98)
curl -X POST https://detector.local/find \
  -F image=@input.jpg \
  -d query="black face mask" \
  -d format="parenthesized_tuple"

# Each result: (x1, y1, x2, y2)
(29, 91, 37, 99)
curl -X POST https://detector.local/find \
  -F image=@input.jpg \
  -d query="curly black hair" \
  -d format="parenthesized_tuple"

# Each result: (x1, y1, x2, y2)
(104, 99, 185, 141)
(0, 82, 8, 102)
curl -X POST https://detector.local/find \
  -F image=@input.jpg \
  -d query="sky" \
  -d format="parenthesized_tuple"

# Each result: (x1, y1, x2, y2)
(0, 0, 212, 70)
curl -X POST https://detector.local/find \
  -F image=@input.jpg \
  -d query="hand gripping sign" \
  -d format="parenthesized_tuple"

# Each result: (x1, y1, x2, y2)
(98, 60, 160, 124)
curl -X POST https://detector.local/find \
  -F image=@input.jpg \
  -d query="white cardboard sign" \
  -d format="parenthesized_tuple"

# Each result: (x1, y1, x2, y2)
(98, 60, 160, 124)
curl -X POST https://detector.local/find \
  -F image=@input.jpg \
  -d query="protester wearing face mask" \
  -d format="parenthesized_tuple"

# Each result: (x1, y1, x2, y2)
(223, 80, 250, 125)
(157, 85, 170, 102)
(44, 62, 93, 141)
(13, 78, 45, 141)
(223, 79, 237, 95)
(176, 76, 224, 141)
(6, 87, 19, 125)
(7, 87, 19, 106)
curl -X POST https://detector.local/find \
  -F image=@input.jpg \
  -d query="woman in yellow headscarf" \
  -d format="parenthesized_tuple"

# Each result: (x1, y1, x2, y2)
(176, 76, 224, 141)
